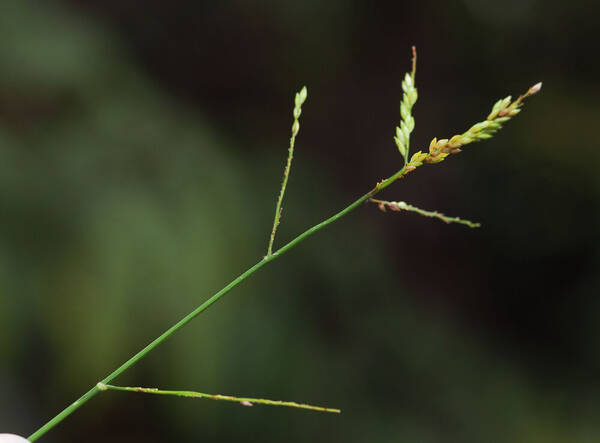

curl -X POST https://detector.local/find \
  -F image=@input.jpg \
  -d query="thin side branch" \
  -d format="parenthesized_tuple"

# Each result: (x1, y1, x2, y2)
(370, 199, 481, 228)
(267, 86, 308, 256)
(98, 383, 340, 414)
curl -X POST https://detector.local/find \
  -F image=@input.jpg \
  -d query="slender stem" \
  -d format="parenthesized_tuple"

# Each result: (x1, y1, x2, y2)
(27, 385, 102, 442)
(28, 258, 273, 441)
(98, 384, 340, 414)
(369, 198, 481, 228)
(28, 166, 406, 442)
(267, 135, 295, 256)
(268, 87, 307, 256)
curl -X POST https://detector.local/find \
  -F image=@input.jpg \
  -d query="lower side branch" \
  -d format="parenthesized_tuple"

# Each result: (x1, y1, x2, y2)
(98, 383, 340, 414)
(370, 198, 481, 228)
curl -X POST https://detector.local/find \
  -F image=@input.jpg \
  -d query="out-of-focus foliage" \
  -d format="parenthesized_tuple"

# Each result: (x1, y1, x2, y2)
(1, 1, 600, 442)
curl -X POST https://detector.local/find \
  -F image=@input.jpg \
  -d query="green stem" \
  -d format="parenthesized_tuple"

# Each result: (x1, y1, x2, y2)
(268, 131, 296, 256)
(28, 166, 406, 442)
(98, 383, 340, 413)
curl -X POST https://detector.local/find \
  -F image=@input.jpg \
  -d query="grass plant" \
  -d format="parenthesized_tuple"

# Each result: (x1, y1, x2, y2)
(26, 48, 541, 442)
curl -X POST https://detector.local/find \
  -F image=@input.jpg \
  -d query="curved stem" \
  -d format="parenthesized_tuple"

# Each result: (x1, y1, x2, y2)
(28, 166, 406, 442)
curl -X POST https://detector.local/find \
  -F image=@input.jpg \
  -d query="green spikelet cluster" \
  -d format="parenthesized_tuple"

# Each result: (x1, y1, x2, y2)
(291, 86, 308, 136)
(394, 47, 418, 164)
(426, 82, 542, 164)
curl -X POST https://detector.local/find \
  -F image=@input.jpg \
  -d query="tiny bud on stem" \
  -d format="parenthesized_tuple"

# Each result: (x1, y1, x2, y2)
(528, 82, 542, 95)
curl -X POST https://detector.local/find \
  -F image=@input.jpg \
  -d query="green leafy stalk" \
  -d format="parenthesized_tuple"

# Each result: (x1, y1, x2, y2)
(97, 383, 340, 414)
(267, 86, 307, 256)
(370, 198, 481, 228)
(394, 46, 418, 164)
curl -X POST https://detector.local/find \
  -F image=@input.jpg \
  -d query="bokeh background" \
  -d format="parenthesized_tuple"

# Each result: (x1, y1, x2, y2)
(1, 1, 599, 442)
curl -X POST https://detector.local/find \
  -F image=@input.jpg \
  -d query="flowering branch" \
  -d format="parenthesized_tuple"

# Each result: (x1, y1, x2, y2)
(97, 383, 340, 414)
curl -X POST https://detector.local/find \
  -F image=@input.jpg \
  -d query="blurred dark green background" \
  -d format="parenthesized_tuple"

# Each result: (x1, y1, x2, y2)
(1, 1, 599, 442)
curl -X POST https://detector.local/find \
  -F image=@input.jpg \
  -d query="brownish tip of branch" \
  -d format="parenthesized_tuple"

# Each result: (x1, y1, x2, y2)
(411, 46, 417, 80)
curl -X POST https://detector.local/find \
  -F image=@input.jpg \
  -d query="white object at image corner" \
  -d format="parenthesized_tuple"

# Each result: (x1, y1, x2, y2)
(0, 435, 30, 443)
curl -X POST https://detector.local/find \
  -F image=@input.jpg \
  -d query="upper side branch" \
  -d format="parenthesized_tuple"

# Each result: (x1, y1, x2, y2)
(267, 86, 308, 256)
